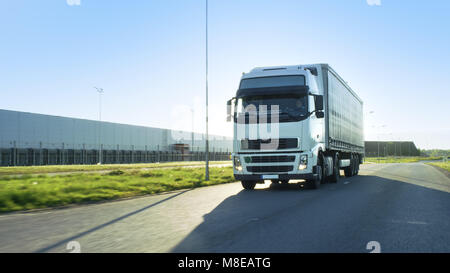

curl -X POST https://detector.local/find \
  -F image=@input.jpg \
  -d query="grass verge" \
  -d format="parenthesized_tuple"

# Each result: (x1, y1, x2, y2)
(0, 166, 235, 213)
(364, 156, 442, 164)
(426, 161, 450, 172)
(0, 161, 231, 176)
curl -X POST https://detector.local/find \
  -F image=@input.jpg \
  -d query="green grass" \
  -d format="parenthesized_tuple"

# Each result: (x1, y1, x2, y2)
(0, 166, 235, 213)
(364, 156, 443, 164)
(0, 161, 231, 176)
(427, 161, 450, 172)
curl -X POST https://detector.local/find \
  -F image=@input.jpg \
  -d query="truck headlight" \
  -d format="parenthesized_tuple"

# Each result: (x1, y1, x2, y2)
(234, 156, 243, 172)
(299, 155, 308, 170)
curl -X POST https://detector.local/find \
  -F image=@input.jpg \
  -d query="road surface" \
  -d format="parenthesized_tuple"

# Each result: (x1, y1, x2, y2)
(0, 163, 449, 253)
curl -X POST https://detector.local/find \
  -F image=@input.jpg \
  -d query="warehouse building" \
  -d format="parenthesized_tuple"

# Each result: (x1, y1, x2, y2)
(0, 109, 232, 166)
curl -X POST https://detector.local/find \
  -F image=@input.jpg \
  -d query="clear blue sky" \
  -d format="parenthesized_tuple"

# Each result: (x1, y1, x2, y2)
(1, 0, 449, 149)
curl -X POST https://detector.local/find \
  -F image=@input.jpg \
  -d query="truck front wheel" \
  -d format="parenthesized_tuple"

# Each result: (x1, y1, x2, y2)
(329, 153, 340, 183)
(306, 165, 322, 189)
(241, 180, 256, 190)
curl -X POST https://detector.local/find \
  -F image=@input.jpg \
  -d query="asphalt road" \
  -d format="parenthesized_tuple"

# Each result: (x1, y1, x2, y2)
(0, 163, 449, 253)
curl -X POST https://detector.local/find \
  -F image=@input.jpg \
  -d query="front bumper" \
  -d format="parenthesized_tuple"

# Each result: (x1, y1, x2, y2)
(233, 151, 315, 181)
(235, 173, 317, 182)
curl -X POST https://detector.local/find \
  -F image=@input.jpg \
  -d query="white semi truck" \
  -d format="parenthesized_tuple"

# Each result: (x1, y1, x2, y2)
(227, 64, 364, 190)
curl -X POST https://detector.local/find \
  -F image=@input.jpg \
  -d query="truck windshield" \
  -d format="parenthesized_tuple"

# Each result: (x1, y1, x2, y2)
(236, 94, 308, 123)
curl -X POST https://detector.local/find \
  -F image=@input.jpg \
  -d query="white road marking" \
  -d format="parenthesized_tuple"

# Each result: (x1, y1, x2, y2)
(406, 221, 428, 225)
(391, 219, 429, 225)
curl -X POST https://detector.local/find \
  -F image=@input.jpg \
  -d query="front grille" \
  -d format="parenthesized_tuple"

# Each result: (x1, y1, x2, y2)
(241, 138, 298, 150)
(247, 165, 293, 173)
(249, 155, 295, 163)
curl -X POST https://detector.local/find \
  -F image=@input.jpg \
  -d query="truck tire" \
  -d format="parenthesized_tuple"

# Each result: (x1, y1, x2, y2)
(354, 156, 360, 175)
(318, 153, 327, 184)
(307, 165, 322, 189)
(329, 153, 340, 183)
(344, 154, 354, 177)
(241, 180, 256, 190)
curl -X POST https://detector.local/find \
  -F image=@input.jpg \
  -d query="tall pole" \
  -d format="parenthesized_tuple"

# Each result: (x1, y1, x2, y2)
(94, 87, 104, 164)
(394, 137, 397, 157)
(368, 111, 376, 158)
(205, 0, 210, 181)
(191, 108, 195, 152)
(377, 135, 380, 162)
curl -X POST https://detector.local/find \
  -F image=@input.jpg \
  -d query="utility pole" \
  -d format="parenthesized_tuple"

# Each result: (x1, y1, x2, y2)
(94, 87, 104, 164)
(375, 124, 386, 163)
(377, 136, 380, 162)
(205, 0, 210, 181)
(394, 139, 397, 157)
(191, 108, 194, 152)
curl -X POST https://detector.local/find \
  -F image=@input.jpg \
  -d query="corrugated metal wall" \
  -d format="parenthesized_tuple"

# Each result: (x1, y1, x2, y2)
(0, 109, 232, 166)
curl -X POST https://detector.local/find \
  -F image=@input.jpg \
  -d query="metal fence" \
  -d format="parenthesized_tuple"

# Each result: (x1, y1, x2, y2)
(0, 146, 230, 166)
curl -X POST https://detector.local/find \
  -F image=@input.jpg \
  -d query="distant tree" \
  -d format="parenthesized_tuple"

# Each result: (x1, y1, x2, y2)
(421, 149, 450, 157)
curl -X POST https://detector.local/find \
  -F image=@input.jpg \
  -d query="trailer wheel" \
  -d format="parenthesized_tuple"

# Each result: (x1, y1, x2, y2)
(344, 154, 354, 177)
(241, 180, 256, 190)
(329, 153, 340, 183)
(354, 156, 360, 175)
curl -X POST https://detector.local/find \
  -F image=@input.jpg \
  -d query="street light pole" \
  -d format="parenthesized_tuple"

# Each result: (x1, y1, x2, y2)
(94, 87, 104, 164)
(191, 108, 194, 152)
(367, 110, 375, 158)
(374, 124, 386, 162)
(377, 134, 380, 162)
(393, 134, 397, 157)
(367, 111, 383, 161)
(380, 125, 386, 160)
(205, 0, 210, 181)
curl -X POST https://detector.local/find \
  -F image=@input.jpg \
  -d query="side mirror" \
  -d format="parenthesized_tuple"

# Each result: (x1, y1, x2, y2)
(314, 95, 324, 111)
(226, 98, 235, 122)
(315, 111, 324, 119)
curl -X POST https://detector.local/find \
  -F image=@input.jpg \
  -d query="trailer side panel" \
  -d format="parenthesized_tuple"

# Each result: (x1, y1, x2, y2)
(323, 66, 364, 154)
